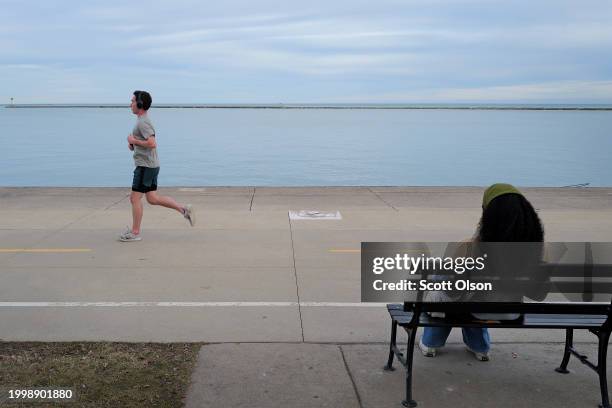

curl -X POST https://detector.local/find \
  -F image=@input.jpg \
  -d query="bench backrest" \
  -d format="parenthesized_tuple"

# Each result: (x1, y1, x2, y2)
(405, 255, 612, 316)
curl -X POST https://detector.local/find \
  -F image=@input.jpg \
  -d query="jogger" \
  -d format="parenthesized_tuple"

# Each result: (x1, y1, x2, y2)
(119, 90, 194, 242)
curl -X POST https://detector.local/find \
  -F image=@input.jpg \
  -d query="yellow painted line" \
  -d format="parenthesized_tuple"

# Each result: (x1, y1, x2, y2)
(0, 248, 92, 253)
(329, 248, 425, 254)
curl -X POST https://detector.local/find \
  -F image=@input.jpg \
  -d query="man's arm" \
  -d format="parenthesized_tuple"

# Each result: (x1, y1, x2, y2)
(127, 134, 156, 149)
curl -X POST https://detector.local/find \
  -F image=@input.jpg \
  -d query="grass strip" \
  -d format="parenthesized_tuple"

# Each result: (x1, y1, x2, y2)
(0, 342, 201, 407)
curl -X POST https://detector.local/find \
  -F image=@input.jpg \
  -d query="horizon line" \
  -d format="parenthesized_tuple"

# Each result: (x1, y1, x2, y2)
(4, 102, 612, 111)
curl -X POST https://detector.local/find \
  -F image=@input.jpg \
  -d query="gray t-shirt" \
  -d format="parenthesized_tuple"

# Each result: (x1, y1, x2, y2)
(132, 115, 159, 168)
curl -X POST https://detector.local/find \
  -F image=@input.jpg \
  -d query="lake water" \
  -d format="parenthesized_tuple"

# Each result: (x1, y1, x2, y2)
(1, 107, 611, 187)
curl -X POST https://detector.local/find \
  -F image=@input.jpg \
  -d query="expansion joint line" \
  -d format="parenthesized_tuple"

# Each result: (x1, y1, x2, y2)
(104, 193, 130, 210)
(339, 345, 364, 408)
(249, 187, 256, 211)
(288, 214, 305, 342)
(367, 188, 398, 211)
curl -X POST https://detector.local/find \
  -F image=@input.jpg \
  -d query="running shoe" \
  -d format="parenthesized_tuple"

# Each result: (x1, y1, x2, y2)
(119, 227, 142, 242)
(183, 204, 195, 226)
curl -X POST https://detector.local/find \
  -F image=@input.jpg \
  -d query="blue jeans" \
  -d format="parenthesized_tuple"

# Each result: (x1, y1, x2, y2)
(422, 327, 491, 353)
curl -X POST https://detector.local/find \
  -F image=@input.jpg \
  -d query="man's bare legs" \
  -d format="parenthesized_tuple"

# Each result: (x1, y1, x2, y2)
(145, 191, 184, 213)
(127, 191, 193, 238)
(130, 191, 144, 234)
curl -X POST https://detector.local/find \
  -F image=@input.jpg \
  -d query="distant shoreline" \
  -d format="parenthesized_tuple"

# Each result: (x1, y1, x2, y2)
(4, 104, 612, 111)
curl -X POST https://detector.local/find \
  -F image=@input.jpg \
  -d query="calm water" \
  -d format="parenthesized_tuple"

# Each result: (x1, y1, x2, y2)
(1, 107, 611, 186)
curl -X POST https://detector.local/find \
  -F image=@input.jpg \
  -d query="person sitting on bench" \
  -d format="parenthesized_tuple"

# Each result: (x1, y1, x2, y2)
(418, 183, 544, 361)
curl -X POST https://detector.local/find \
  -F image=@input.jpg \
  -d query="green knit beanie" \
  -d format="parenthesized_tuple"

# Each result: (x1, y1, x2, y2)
(482, 183, 522, 209)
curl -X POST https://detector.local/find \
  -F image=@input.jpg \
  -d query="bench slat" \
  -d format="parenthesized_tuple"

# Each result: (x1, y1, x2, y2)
(526, 314, 607, 321)
(389, 310, 608, 329)
(403, 302, 610, 315)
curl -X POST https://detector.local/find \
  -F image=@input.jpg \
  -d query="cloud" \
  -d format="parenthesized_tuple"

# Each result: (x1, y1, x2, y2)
(341, 80, 612, 103)
(1, 0, 611, 102)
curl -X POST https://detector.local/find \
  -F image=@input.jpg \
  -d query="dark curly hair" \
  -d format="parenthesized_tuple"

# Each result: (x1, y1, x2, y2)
(477, 193, 544, 242)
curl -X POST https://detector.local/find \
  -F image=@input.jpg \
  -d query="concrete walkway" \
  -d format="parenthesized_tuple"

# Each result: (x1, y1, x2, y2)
(1, 186, 611, 407)
(185, 342, 610, 408)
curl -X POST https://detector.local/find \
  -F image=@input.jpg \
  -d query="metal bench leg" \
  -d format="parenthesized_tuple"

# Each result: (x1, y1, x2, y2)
(402, 327, 418, 408)
(555, 328, 573, 374)
(385, 319, 398, 371)
(597, 329, 611, 408)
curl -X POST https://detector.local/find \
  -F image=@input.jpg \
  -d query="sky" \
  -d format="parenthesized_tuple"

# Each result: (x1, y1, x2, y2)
(1, 0, 612, 104)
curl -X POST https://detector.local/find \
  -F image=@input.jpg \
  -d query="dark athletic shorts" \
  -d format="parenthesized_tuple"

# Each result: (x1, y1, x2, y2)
(132, 166, 160, 193)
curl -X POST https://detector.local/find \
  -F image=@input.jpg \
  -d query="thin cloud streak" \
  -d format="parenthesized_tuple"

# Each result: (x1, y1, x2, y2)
(343, 81, 612, 103)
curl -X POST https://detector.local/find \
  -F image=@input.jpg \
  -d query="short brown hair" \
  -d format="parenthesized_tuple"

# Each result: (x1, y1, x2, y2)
(133, 90, 152, 110)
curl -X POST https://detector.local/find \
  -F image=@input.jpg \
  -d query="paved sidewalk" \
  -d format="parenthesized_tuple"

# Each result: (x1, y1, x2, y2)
(185, 342, 610, 408)
(1, 186, 610, 342)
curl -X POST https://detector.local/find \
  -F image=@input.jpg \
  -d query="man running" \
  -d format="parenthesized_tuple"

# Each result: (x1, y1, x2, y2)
(119, 90, 194, 242)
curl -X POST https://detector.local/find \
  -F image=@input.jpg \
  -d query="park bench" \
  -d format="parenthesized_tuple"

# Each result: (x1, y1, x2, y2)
(383, 261, 612, 408)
